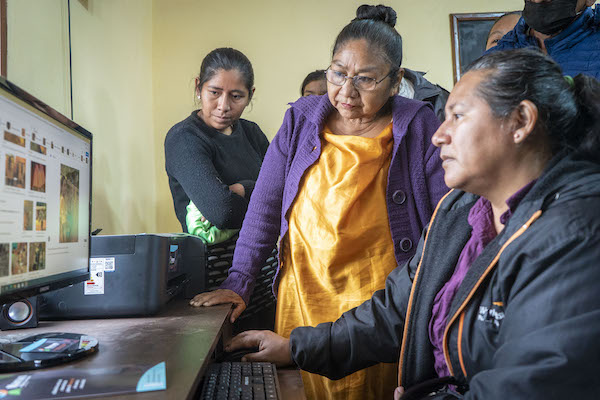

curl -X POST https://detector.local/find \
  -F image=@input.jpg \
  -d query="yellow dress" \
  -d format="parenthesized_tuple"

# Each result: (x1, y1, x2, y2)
(275, 123, 398, 400)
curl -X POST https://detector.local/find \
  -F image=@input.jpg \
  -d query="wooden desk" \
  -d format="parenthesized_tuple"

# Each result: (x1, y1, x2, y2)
(0, 299, 305, 399)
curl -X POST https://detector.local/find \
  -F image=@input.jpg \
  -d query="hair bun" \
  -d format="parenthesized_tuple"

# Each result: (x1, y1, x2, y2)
(355, 4, 397, 28)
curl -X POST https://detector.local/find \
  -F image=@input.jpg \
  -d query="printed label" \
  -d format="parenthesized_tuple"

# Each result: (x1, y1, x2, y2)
(90, 257, 116, 272)
(103, 257, 115, 271)
(84, 259, 105, 295)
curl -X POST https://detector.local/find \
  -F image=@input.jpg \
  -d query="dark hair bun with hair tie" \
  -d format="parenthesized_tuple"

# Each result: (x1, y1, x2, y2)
(355, 4, 397, 28)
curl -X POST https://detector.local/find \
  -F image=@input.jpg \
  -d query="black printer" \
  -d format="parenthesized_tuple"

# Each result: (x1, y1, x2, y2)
(39, 233, 206, 319)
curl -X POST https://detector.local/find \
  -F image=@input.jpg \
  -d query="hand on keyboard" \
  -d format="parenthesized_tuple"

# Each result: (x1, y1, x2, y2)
(219, 347, 260, 363)
(226, 330, 293, 367)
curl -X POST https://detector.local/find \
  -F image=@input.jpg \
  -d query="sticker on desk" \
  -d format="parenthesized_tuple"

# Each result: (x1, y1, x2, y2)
(136, 362, 167, 392)
(0, 362, 167, 398)
(78, 335, 98, 350)
(19, 338, 79, 353)
(84, 259, 105, 295)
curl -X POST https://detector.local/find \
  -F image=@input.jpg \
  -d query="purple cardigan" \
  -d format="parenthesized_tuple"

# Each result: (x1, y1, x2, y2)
(221, 94, 448, 304)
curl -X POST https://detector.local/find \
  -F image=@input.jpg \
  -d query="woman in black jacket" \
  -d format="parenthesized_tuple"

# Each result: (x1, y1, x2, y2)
(226, 49, 600, 399)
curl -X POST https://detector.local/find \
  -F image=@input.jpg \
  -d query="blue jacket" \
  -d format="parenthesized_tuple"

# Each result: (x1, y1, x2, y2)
(486, 6, 600, 79)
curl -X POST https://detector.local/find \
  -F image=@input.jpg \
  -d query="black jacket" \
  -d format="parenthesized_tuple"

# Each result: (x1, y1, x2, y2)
(403, 69, 449, 123)
(290, 154, 600, 399)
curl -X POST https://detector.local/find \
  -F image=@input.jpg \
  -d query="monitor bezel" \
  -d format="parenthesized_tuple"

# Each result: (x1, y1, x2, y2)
(0, 76, 93, 304)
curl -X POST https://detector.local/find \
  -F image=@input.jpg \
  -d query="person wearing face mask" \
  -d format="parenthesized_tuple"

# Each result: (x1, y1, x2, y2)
(486, 0, 600, 79)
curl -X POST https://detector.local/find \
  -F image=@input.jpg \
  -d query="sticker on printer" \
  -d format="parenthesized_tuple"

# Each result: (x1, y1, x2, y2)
(84, 259, 105, 295)
(90, 257, 116, 272)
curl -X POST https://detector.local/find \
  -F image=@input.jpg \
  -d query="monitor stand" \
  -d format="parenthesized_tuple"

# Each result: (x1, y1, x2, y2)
(0, 332, 98, 372)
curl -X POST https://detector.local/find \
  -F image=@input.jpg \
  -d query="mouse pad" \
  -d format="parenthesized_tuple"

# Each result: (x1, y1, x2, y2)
(0, 361, 166, 399)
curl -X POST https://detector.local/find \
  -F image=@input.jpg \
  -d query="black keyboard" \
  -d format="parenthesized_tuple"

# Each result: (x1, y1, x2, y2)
(200, 362, 282, 400)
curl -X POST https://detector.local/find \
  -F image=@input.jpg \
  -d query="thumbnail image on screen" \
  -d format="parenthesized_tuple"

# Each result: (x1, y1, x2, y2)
(5, 154, 26, 188)
(11, 242, 28, 275)
(23, 200, 33, 231)
(0, 244, 8, 277)
(59, 164, 79, 243)
(31, 161, 46, 192)
(36, 202, 46, 231)
(30, 141, 47, 155)
(29, 242, 46, 271)
(4, 130, 25, 147)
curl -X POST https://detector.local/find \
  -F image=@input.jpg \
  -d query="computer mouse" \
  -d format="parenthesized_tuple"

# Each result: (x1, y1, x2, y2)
(218, 347, 260, 362)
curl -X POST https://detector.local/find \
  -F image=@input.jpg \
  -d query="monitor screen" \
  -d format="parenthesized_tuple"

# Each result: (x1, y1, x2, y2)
(0, 78, 91, 304)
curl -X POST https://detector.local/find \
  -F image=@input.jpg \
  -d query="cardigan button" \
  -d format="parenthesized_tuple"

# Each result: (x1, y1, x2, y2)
(392, 190, 406, 205)
(312, 146, 317, 151)
(400, 238, 413, 252)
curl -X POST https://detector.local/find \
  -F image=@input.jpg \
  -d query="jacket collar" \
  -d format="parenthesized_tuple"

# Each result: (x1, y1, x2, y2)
(288, 94, 334, 134)
(516, 152, 600, 216)
(545, 6, 599, 51)
(403, 68, 442, 102)
(443, 153, 600, 231)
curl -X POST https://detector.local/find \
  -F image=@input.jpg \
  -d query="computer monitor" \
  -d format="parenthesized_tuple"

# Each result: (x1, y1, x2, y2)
(0, 77, 97, 371)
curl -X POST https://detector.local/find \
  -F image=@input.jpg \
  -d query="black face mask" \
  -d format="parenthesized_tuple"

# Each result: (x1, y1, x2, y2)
(523, 0, 579, 35)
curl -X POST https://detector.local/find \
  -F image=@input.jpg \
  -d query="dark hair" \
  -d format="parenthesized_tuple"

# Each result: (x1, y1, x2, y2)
(196, 48, 254, 100)
(300, 70, 326, 95)
(332, 4, 403, 83)
(467, 49, 600, 161)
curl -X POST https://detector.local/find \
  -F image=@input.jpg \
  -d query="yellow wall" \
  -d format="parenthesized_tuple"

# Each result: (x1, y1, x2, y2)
(6, 0, 70, 116)
(152, 0, 525, 232)
(70, 0, 156, 234)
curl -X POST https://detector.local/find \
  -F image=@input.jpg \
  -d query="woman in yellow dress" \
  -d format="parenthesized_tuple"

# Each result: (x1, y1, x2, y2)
(191, 5, 447, 399)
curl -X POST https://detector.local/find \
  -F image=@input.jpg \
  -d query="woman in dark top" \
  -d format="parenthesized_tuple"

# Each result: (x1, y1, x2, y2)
(164, 48, 270, 234)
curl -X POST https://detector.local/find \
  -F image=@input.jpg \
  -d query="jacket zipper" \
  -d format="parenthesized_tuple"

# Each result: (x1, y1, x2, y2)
(442, 209, 543, 378)
(397, 190, 454, 386)
(457, 312, 467, 377)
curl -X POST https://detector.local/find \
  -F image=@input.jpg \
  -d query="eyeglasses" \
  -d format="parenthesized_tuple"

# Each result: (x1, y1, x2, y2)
(325, 68, 394, 91)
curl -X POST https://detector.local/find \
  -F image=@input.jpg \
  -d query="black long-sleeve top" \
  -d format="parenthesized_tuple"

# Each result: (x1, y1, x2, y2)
(165, 111, 269, 232)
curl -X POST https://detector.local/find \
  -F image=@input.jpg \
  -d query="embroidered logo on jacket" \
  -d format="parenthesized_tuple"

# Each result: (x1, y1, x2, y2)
(477, 303, 505, 328)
